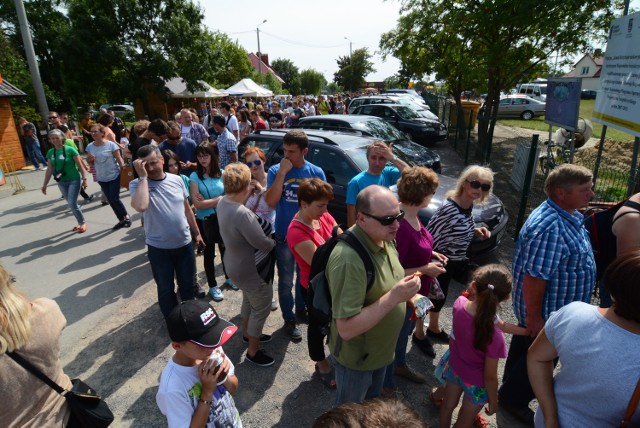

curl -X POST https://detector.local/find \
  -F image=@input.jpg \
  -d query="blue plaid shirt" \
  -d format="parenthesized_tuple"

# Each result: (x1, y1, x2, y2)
(512, 199, 595, 325)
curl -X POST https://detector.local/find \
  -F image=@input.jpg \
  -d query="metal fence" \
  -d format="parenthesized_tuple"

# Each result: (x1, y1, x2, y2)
(511, 135, 640, 237)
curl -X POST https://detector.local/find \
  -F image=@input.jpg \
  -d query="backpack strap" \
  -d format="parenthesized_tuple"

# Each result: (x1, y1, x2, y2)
(622, 378, 640, 428)
(332, 230, 375, 359)
(6, 351, 67, 395)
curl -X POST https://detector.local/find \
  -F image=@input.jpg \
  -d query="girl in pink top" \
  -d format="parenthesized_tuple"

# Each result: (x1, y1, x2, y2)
(438, 264, 513, 428)
(287, 178, 340, 388)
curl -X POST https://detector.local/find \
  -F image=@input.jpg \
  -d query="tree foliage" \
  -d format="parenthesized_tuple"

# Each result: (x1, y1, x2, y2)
(380, 0, 621, 161)
(0, 0, 252, 117)
(299, 69, 326, 95)
(270, 58, 299, 92)
(333, 48, 375, 92)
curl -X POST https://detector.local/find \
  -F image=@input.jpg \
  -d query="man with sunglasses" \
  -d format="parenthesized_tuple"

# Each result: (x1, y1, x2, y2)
(48, 111, 73, 139)
(159, 121, 197, 175)
(346, 141, 409, 226)
(326, 185, 421, 405)
(499, 164, 596, 424)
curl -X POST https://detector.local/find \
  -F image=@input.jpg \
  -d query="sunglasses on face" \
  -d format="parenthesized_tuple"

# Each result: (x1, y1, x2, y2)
(49, 116, 58, 119)
(362, 210, 405, 226)
(246, 159, 262, 168)
(466, 180, 491, 192)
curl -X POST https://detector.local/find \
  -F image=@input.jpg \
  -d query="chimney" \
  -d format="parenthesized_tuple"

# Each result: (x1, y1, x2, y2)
(260, 53, 269, 67)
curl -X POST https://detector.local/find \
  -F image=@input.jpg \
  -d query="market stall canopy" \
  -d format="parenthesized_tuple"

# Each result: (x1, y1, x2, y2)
(226, 78, 273, 97)
(165, 77, 226, 98)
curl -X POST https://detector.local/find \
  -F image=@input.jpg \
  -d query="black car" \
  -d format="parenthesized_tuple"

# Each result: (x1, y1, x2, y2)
(351, 104, 448, 144)
(239, 129, 508, 256)
(347, 95, 431, 114)
(293, 115, 441, 160)
(581, 90, 597, 100)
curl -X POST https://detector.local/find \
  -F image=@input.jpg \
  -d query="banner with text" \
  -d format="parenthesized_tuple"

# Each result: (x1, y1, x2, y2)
(594, 11, 640, 137)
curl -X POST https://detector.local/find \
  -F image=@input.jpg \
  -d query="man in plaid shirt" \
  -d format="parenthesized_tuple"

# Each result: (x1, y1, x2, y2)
(499, 164, 596, 424)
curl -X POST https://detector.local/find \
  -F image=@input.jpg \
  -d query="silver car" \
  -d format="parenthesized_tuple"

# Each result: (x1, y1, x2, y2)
(497, 95, 545, 120)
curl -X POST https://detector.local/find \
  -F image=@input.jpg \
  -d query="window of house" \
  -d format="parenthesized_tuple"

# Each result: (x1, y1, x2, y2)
(581, 66, 590, 75)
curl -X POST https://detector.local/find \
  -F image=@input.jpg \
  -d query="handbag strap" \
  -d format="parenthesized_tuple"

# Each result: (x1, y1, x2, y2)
(622, 378, 640, 427)
(6, 351, 66, 395)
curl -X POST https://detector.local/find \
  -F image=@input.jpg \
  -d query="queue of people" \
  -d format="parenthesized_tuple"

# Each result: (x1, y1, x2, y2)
(6, 101, 640, 428)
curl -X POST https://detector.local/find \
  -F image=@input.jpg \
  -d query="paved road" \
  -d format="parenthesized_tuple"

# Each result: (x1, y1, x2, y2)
(0, 138, 531, 427)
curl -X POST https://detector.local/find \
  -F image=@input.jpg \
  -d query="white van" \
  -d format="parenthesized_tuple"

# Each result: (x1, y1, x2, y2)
(518, 82, 547, 102)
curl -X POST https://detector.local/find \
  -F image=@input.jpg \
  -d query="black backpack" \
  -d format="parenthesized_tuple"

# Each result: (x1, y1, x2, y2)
(583, 199, 627, 281)
(307, 227, 374, 341)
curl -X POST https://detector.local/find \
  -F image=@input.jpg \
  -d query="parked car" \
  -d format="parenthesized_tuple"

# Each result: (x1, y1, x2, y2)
(351, 104, 448, 143)
(293, 114, 441, 157)
(581, 90, 597, 100)
(496, 95, 546, 120)
(347, 95, 430, 114)
(239, 129, 507, 256)
(383, 89, 424, 101)
(97, 104, 134, 119)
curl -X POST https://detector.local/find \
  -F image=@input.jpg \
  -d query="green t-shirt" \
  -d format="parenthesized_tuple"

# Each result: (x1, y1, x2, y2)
(64, 138, 79, 151)
(46, 145, 81, 181)
(326, 224, 406, 371)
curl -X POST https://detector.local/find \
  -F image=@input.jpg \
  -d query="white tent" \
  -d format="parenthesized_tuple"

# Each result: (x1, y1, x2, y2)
(165, 77, 226, 98)
(226, 78, 273, 97)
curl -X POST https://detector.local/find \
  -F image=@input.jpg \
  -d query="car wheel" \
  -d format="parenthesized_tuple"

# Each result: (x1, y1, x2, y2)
(520, 110, 534, 120)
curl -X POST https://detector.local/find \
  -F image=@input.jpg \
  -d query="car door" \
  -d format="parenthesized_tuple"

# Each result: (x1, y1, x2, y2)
(306, 144, 359, 224)
(497, 98, 513, 117)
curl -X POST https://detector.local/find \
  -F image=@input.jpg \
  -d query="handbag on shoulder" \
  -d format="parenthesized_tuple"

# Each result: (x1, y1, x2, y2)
(6, 351, 114, 427)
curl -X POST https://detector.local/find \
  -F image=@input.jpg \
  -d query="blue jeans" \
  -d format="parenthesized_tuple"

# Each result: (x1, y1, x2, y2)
(98, 176, 128, 221)
(383, 305, 414, 388)
(147, 242, 196, 318)
(27, 143, 47, 169)
(275, 234, 304, 322)
(332, 356, 387, 406)
(57, 180, 85, 225)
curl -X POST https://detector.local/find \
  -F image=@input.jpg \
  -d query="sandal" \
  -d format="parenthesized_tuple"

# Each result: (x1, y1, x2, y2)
(76, 224, 87, 234)
(72, 225, 80, 231)
(429, 391, 444, 408)
(473, 413, 488, 428)
(315, 363, 336, 389)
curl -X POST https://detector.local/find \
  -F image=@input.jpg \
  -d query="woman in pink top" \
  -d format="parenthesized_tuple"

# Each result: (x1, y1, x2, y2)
(287, 178, 340, 388)
(439, 264, 512, 428)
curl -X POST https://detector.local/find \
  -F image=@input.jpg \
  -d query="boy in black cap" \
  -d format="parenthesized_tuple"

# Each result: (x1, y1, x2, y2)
(156, 300, 242, 427)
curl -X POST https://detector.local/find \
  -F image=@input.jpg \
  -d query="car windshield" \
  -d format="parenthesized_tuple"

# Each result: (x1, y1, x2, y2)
(351, 120, 406, 141)
(395, 106, 422, 119)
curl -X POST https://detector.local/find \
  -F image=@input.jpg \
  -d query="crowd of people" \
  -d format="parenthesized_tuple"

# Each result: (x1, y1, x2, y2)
(3, 98, 640, 428)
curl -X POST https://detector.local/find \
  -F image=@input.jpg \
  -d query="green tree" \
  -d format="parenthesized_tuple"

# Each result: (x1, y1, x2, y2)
(325, 82, 343, 95)
(381, 0, 619, 162)
(333, 47, 375, 93)
(299, 69, 326, 95)
(270, 58, 299, 92)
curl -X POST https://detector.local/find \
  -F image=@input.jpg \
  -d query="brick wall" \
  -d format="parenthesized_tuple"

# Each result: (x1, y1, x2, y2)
(0, 99, 26, 171)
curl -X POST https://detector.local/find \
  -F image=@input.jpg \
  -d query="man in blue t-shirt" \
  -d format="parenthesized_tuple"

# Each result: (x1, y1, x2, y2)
(345, 141, 408, 226)
(265, 130, 326, 340)
(158, 121, 197, 175)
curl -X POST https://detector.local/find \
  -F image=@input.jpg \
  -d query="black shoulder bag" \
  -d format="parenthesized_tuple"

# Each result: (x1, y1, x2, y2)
(6, 351, 114, 427)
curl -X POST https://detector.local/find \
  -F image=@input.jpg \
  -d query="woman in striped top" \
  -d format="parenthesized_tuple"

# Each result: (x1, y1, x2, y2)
(426, 165, 494, 343)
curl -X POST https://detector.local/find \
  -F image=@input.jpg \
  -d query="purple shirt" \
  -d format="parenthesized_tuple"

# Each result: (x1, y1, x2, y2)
(395, 218, 434, 295)
(449, 296, 507, 386)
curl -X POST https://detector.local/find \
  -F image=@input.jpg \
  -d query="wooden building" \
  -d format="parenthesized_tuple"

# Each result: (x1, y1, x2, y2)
(0, 76, 28, 171)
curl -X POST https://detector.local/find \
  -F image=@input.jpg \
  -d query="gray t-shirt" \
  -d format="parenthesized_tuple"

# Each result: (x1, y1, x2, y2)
(129, 174, 191, 249)
(22, 122, 38, 145)
(534, 302, 640, 427)
(86, 141, 120, 182)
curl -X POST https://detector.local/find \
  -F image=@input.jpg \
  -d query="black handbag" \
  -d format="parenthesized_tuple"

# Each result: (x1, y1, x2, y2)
(203, 213, 223, 244)
(6, 351, 114, 427)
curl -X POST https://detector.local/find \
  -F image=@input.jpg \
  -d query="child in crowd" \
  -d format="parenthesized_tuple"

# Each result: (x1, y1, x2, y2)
(156, 300, 242, 428)
(434, 264, 521, 428)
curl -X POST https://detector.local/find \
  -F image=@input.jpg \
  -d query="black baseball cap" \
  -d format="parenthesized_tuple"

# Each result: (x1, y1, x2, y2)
(166, 300, 237, 348)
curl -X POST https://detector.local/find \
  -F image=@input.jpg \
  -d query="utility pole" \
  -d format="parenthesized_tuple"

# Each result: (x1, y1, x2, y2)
(344, 37, 353, 93)
(14, 0, 49, 123)
(257, 20, 267, 78)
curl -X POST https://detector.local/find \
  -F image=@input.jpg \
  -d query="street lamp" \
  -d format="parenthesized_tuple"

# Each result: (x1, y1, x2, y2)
(344, 37, 353, 93)
(257, 19, 267, 77)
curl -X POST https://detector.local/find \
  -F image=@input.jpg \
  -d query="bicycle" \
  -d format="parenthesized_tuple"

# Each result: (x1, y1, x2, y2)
(538, 118, 592, 175)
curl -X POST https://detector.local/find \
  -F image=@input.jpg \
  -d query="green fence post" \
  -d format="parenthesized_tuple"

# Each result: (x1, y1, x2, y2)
(514, 134, 540, 239)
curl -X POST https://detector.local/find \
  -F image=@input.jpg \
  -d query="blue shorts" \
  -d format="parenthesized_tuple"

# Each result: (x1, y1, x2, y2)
(444, 365, 489, 405)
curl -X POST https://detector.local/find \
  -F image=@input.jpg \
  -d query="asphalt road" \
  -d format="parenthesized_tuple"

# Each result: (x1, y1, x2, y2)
(0, 136, 531, 427)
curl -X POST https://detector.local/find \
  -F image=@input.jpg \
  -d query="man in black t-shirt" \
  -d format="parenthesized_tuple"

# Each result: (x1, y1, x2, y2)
(268, 103, 284, 129)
